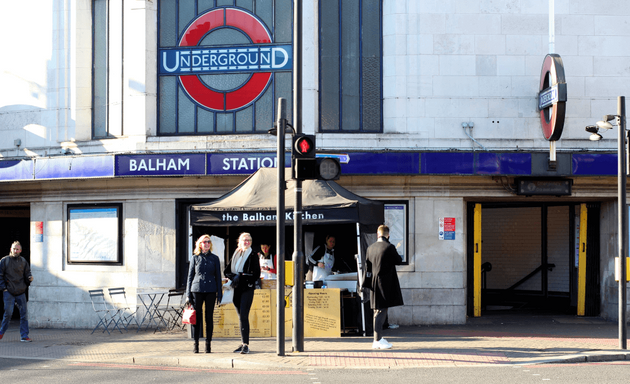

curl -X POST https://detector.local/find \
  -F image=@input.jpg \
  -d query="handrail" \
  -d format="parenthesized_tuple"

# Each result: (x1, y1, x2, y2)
(506, 263, 555, 291)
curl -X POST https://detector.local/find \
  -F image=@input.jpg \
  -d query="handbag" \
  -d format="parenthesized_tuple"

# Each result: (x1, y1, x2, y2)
(182, 304, 196, 325)
(220, 281, 234, 306)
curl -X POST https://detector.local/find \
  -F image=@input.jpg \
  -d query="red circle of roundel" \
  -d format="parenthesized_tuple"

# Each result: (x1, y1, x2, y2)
(178, 8, 272, 112)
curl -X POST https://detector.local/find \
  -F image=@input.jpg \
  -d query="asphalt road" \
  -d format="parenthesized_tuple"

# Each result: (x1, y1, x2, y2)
(3, 358, 630, 384)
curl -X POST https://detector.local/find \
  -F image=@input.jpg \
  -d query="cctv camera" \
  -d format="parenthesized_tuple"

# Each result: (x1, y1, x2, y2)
(585, 125, 599, 134)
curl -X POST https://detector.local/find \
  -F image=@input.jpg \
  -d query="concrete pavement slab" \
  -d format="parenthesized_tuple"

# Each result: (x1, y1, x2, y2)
(0, 314, 629, 369)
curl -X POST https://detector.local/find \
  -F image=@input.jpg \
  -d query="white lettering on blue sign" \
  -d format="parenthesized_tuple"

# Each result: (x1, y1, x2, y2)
(129, 158, 190, 172)
(221, 157, 277, 172)
(160, 44, 292, 75)
(221, 211, 325, 222)
(539, 85, 559, 110)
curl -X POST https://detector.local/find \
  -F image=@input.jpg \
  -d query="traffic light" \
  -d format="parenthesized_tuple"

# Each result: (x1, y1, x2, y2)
(294, 158, 341, 180)
(291, 134, 341, 180)
(292, 134, 316, 159)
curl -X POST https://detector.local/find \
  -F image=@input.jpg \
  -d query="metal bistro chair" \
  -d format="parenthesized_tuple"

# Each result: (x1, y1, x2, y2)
(89, 289, 121, 335)
(156, 288, 186, 331)
(107, 287, 139, 332)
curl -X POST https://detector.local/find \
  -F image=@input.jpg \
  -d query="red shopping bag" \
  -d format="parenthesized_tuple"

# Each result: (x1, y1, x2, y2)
(182, 304, 196, 325)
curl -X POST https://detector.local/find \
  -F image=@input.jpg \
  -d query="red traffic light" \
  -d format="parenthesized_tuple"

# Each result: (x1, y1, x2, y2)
(292, 134, 316, 158)
(297, 138, 312, 153)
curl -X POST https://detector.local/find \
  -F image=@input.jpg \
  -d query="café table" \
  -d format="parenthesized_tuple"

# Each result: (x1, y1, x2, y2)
(136, 291, 169, 332)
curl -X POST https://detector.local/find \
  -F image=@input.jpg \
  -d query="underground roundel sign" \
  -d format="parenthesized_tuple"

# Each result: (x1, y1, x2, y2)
(159, 8, 292, 112)
(538, 54, 567, 141)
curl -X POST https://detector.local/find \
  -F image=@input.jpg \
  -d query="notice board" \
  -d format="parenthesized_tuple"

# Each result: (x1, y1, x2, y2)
(211, 288, 341, 338)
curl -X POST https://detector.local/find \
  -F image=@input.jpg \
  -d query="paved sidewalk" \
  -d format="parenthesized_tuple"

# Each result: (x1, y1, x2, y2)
(1, 313, 629, 370)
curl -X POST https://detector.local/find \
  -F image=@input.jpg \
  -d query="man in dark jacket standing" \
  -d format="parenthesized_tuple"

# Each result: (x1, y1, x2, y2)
(0, 241, 33, 342)
(364, 225, 403, 349)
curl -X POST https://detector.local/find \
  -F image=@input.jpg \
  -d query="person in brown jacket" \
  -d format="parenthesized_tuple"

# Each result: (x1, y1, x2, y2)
(0, 241, 33, 342)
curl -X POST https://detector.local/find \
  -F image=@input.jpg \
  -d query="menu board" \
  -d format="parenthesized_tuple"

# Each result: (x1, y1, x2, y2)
(211, 288, 341, 338)
(211, 290, 272, 338)
(303, 289, 340, 337)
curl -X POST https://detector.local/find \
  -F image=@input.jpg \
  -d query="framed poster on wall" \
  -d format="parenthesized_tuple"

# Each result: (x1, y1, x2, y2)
(384, 202, 408, 264)
(67, 204, 123, 265)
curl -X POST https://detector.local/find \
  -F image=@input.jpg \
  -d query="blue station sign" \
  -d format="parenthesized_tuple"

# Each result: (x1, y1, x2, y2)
(159, 44, 292, 75)
(115, 154, 206, 176)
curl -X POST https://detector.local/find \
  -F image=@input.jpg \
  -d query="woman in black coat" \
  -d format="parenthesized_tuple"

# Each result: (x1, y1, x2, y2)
(186, 234, 222, 353)
(224, 232, 261, 355)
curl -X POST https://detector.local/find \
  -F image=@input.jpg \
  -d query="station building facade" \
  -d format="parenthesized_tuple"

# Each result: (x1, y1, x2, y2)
(0, 0, 629, 328)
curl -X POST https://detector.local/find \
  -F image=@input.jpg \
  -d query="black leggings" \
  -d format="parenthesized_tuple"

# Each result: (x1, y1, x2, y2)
(233, 287, 255, 344)
(192, 292, 217, 342)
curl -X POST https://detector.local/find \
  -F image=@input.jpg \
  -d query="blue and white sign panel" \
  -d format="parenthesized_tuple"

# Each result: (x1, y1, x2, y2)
(115, 154, 206, 176)
(0, 160, 32, 180)
(159, 45, 292, 75)
(208, 153, 287, 175)
(35, 156, 114, 179)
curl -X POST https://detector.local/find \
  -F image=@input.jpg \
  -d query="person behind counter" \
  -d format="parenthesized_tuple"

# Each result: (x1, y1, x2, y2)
(186, 234, 223, 354)
(224, 232, 261, 355)
(258, 243, 276, 280)
(306, 235, 335, 281)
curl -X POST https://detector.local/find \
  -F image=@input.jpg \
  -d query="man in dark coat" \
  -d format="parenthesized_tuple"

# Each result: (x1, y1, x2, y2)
(0, 241, 33, 342)
(364, 225, 403, 349)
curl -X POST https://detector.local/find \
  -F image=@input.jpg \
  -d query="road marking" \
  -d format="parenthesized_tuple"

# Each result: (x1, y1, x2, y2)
(69, 362, 307, 375)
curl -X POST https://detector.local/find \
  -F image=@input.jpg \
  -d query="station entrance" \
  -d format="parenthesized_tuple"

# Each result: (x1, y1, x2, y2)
(467, 202, 601, 317)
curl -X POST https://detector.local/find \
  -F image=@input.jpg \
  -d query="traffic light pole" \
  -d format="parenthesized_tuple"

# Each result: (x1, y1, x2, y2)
(292, 0, 305, 353)
(293, 180, 304, 352)
(275, 98, 287, 356)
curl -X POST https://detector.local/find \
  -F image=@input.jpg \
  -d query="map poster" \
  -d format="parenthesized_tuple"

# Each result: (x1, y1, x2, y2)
(384, 204, 406, 262)
(68, 206, 120, 263)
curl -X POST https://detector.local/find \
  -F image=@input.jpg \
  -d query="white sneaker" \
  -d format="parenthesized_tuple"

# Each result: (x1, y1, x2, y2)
(372, 338, 392, 349)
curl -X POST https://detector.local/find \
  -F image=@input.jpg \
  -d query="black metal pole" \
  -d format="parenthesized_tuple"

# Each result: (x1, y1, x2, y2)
(619, 95, 627, 350)
(276, 98, 286, 356)
(293, 181, 304, 352)
(292, 0, 304, 353)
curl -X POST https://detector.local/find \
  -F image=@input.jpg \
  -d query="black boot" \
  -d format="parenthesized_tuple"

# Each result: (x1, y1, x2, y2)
(205, 340, 211, 353)
(193, 340, 199, 353)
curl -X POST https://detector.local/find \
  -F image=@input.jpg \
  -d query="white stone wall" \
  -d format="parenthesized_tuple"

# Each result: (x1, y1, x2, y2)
(389, 197, 467, 325)
(2, 0, 629, 156)
(376, 0, 630, 152)
(599, 201, 630, 322)
(28, 198, 178, 328)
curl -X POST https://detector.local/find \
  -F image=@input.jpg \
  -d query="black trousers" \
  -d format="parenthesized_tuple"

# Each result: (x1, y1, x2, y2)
(192, 292, 217, 342)
(373, 308, 388, 342)
(233, 287, 255, 344)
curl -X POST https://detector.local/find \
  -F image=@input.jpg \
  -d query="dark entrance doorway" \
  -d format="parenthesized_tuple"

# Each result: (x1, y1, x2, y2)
(466, 202, 600, 316)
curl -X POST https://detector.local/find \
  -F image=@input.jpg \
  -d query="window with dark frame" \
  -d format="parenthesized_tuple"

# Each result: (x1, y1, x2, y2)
(67, 203, 123, 265)
(93, 0, 124, 139)
(319, 0, 383, 133)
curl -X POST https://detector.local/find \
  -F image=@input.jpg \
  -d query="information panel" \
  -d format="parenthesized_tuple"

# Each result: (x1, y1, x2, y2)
(211, 288, 341, 338)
